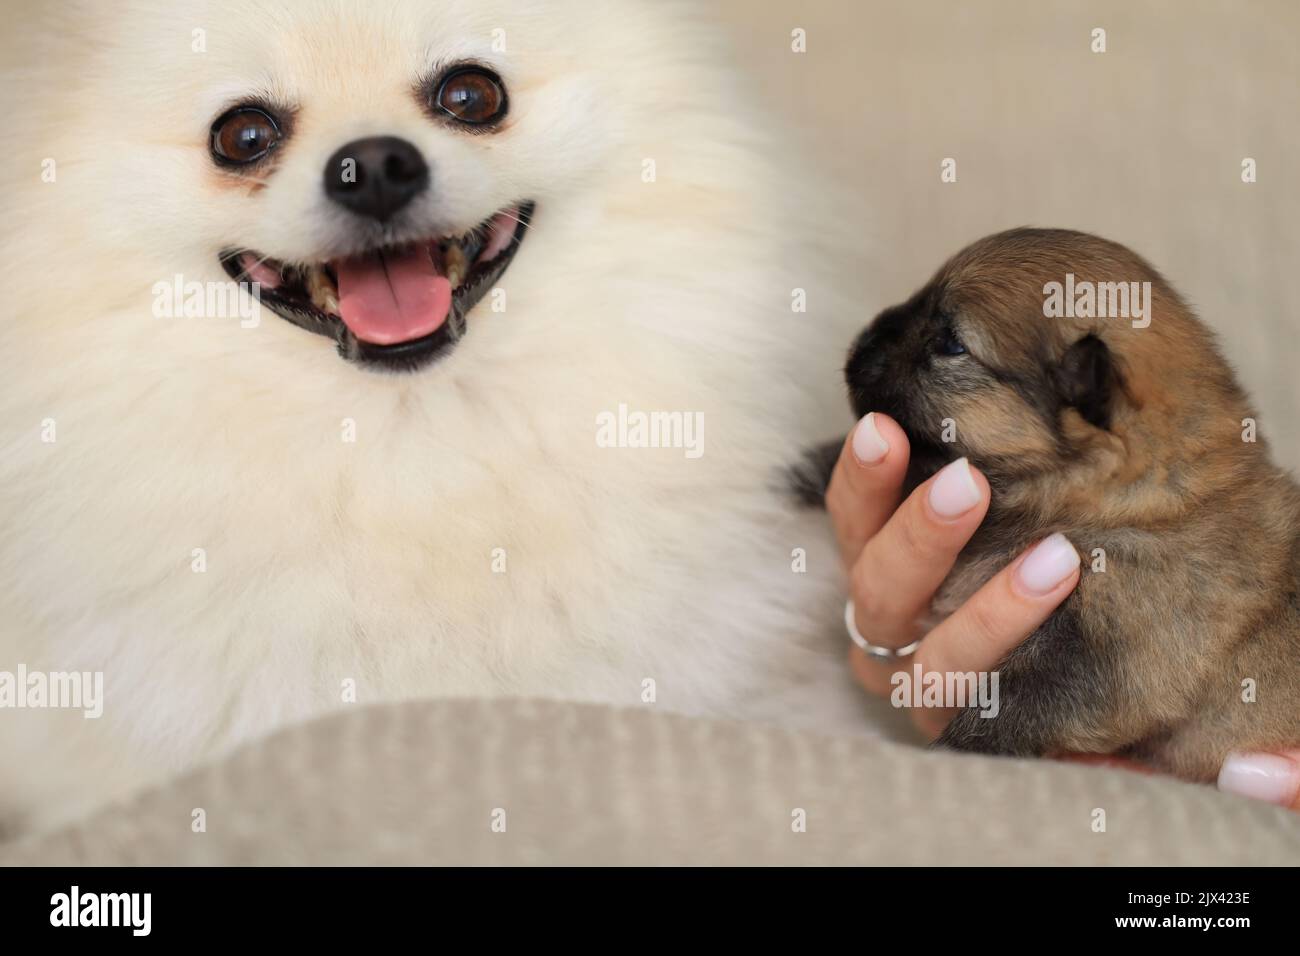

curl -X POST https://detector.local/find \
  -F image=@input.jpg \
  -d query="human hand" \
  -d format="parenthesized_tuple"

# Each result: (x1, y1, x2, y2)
(826, 411, 1080, 739)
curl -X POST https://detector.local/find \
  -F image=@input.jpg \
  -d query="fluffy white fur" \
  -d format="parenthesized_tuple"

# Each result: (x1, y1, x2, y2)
(0, 0, 887, 835)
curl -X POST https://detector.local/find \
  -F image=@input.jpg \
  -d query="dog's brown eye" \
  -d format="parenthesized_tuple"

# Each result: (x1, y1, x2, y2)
(211, 107, 282, 164)
(435, 68, 507, 125)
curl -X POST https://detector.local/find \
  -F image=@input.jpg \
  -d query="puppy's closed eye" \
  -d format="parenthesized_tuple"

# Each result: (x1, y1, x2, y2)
(934, 325, 967, 357)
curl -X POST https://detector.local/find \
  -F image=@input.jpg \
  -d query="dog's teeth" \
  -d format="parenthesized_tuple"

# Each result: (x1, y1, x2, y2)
(306, 265, 339, 315)
(444, 242, 467, 291)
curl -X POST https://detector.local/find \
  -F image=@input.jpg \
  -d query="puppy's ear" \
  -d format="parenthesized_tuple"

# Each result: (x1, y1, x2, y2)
(1052, 334, 1115, 429)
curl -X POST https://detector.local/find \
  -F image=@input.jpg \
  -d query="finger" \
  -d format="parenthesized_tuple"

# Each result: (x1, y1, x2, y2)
(824, 412, 910, 569)
(919, 533, 1081, 678)
(1217, 751, 1300, 810)
(848, 457, 990, 653)
(848, 642, 898, 697)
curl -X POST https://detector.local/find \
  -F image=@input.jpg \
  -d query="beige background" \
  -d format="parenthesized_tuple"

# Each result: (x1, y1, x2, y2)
(718, 0, 1299, 467)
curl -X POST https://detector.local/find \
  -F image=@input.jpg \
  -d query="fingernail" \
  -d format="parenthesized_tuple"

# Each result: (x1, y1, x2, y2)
(851, 412, 889, 464)
(927, 457, 981, 518)
(1016, 533, 1080, 595)
(1217, 752, 1300, 807)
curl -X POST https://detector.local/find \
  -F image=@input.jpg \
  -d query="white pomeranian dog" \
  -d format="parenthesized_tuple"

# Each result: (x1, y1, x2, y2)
(0, 0, 882, 835)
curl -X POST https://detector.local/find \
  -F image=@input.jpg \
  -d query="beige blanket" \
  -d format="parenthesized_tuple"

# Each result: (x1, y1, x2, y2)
(4, 700, 1297, 865)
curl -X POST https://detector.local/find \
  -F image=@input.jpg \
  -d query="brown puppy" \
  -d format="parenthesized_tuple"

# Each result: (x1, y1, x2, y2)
(841, 227, 1300, 781)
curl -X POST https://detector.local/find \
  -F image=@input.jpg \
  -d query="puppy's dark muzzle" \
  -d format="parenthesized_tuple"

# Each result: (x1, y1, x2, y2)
(843, 312, 951, 489)
(845, 327, 907, 423)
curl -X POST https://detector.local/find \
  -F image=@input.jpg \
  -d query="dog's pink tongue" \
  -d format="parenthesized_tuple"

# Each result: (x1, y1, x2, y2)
(335, 247, 451, 345)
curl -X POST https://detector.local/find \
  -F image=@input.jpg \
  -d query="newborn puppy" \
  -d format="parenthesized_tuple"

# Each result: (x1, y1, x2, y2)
(843, 228, 1300, 781)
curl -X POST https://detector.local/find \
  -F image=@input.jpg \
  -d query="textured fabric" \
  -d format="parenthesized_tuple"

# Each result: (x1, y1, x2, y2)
(4, 699, 1297, 865)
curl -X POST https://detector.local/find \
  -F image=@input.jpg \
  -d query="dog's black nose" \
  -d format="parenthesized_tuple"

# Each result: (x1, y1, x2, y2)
(323, 136, 429, 222)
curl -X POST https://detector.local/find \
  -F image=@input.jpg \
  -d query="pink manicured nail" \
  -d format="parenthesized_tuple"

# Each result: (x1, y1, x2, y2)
(1016, 533, 1080, 595)
(927, 458, 981, 518)
(851, 412, 889, 464)
(1217, 752, 1300, 807)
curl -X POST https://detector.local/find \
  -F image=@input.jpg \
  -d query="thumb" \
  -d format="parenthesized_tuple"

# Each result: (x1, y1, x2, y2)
(1217, 751, 1300, 811)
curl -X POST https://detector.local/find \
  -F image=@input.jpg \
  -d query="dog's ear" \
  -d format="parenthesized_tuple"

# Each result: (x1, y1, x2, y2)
(1052, 334, 1115, 429)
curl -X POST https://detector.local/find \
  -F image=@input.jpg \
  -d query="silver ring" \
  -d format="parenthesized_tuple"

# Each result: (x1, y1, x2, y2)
(845, 600, 923, 661)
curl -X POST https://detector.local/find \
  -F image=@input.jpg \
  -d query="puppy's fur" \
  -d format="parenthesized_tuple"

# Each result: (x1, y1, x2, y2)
(845, 228, 1300, 780)
(0, 0, 873, 835)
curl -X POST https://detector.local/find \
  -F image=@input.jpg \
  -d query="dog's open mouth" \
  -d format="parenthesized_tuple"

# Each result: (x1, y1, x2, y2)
(221, 202, 533, 371)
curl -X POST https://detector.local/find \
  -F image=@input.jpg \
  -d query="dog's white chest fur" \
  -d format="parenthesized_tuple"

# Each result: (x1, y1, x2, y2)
(0, 296, 867, 828)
